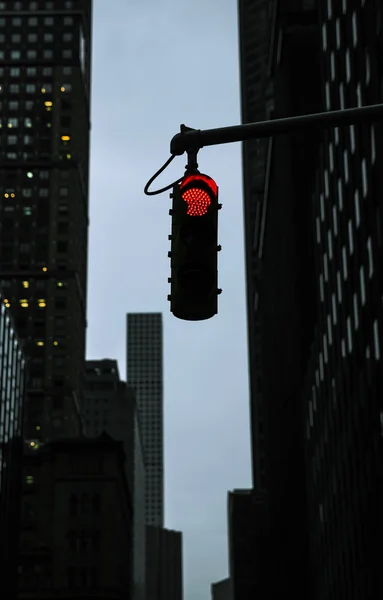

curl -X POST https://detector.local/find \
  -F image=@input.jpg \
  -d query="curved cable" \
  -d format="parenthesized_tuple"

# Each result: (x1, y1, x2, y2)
(144, 154, 184, 196)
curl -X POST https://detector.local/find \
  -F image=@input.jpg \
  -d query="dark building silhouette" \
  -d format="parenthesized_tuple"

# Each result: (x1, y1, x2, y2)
(227, 490, 266, 600)
(0, 0, 92, 441)
(0, 294, 26, 599)
(83, 359, 146, 600)
(18, 433, 133, 598)
(146, 526, 183, 600)
(240, 0, 383, 597)
(211, 578, 232, 600)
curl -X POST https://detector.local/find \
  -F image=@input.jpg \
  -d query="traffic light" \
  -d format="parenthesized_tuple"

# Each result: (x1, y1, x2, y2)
(168, 173, 222, 321)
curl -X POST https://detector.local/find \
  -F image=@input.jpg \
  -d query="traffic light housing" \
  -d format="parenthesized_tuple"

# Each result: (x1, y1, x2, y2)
(168, 173, 221, 321)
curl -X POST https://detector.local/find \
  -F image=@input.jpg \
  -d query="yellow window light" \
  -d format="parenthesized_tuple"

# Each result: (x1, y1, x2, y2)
(21, 302, 29, 308)
(60, 86, 66, 92)
(38, 300, 46, 307)
(42, 267, 48, 272)
(36, 341, 44, 346)
(53, 341, 59, 346)
(5, 303, 10, 308)
(26, 476, 34, 484)
(10, 193, 15, 198)
(41, 87, 46, 94)
(4, 193, 9, 198)
(22, 281, 29, 288)
(3, 299, 9, 304)
(35, 425, 41, 431)
(45, 101, 53, 107)
(61, 135, 70, 141)
(66, 153, 71, 159)
(57, 282, 64, 287)
(30, 441, 36, 447)
(27, 172, 33, 178)
(7, 123, 12, 128)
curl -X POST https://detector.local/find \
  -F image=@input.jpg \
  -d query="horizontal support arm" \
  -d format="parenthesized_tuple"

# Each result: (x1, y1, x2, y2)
(170, 103, 383, 156)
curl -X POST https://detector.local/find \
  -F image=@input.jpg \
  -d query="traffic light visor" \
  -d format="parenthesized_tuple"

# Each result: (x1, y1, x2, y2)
(180, 174, 218, 217)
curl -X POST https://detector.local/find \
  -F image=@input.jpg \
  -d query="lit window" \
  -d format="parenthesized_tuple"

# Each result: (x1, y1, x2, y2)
(319, 193, 325, 222)
(352, 11, 358, 46)
(359, 266, 366, 305)
(322, 23, 327, 50)
(332, 206, 338, 236)
(12, 17, 22, 26)
(8, 117, 18, 128)
(348, 220, 354, 255)
(349, 125, 355, 153)
(22, 281, 29, 288)
(323, 253, 328, 282)
(327, 315, 333, 345)
(27, 50, 37, 60)
(319, 274, 324, 302)
(343, 150, 349, 183)
(39, 189, 49, 197)
(373, 321, 380, 360)
(26, 84, 36, 94)
(36, 341, 44, 346)
(330, 52, 335, 81)
(28, 33, 37, 42)
(9, 101, 18, 111)
(336, 18, 341, 49)
(361, 159, 368, 197)
(345, 48, 351, 83)
(337, 271, 342, 303)
(38, 299, 46, 308)
(328, 231, 333, 260)
(28, 17, 38, 26)
(353, 294, 359, 330)
(367, 237, 374, 278)
(356, 83, 362, 107)
(20, 299, 29, 308)
(11, 50, 21, 60)
(347, 317, 352, 353)
(341, 339, 346, 358)
(25, 476, 34, 484)
(10, 84, 20, 94)
(342, 247, 348, 280)
(45, 17, 54, 25)
(23, 207, 32, 216)
(10, 67, 20, 78)
(354, 189, 360, 227)
(324, 170, 329, 198)
(337, 179, 343, 211)
(61, 135, 71, 142)
(327, 0, 332, 18)
(7, 135, 17, 145)
(328, 142, 334, 172)
(44, 33, 54, 43)
(371, 126, 376, 164)
(40, 171, 49, 179)
(316, 217, 321, 244)
(325, 81, 331, 109)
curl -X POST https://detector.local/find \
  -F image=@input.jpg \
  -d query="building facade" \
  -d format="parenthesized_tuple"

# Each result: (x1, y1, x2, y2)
(240, 0, 383, 597)
(18, 433, 133, 599)
(0, 0, 92, 441)
(126, 313, 163, 527)
(211, 578, 232, 600)
(0, 295, 26, 598)
(83, 359, 146, 600)
(146, 526, 183, 600)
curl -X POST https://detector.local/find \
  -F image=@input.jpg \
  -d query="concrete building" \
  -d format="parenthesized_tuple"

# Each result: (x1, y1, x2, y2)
(227, 490, 265, 600)
(146, 526, 183, 600)
(0, 294, 26, 598)
(83, 359, 146, 600)
(0, 0, 92, 441)
(240, 0, 383, 597)
(17, 433, 133, 599)
(126, 313, 163, 527)
(211, 578, 232, 600)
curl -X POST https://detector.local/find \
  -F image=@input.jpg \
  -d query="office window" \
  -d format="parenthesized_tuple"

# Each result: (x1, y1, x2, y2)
(27, 50, 37, 60)
(9, 101, 19, 111)
(28, 17, 38, 26)
(26, 84, 36, 94)
(64, 16, 73, 25)
(63, 49, 73, 59)
(44, 17, 54, 26)
(12, 17, 22, 26)
(10, 84, 20, 94)
(44, 33, 54, 43)
(26, 67, 37, 77)
(28, 33, 38, 43)
(44, 50, 53, 59)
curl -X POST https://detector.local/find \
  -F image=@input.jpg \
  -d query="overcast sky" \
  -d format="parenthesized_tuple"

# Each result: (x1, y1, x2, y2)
(86, 1, 251, 598)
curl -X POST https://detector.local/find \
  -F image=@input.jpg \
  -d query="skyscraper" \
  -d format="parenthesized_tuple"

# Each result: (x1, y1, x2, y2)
(239, 0, 383, 597)
(126, 313, 163, 527)
(0, 293, 26, 597)
(83, 359, 146, 600)
(0, 0, 92, 442)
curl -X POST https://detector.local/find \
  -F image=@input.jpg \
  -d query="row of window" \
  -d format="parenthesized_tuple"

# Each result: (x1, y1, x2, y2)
(0, 16, 74, 27)
(0, 31, 73, 43)
(0, 48, 74, 60)
(1, 83, 71, 93)
(1, 187, 69, 197)
(1, 1, 74, 9)
(0, 66, 72, 77)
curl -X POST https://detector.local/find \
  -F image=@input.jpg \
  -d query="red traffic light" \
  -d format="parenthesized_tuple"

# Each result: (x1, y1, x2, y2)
(180, 174, 218, 217)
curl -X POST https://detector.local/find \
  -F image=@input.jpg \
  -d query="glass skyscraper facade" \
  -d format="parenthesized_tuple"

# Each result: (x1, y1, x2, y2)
(0, 0, 92, 442)
(239, 0, 383, 597)
(0, 294, 26, 596)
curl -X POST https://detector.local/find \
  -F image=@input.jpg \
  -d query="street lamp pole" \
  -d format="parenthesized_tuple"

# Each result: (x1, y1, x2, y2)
(170, 103, 383, 157)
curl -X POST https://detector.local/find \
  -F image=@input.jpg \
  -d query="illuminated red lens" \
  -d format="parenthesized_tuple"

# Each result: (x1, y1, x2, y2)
(182, 187, 211, 216)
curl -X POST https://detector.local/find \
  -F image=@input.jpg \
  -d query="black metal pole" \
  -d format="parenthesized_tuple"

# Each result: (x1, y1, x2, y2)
(170, 103, 383, 156)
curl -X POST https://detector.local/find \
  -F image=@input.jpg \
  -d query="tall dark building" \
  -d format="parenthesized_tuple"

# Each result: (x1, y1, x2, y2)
(211, 578, 232, 600)
(0, 0, 92, 442)
(0, 293, 26, 598)
(83, 359, 146, 600)
(240, 0, 383, 597)
(127, 313, 164, 527)
(146, 526, 183, 600)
